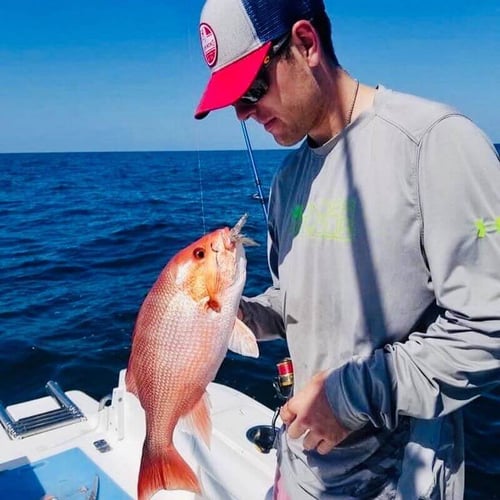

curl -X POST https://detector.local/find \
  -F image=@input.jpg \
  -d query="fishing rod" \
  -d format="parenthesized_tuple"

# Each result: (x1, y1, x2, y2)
(240, 120, 269, 225)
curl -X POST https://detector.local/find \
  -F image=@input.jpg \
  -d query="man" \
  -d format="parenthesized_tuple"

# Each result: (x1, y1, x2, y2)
(195, 0, 500, 498)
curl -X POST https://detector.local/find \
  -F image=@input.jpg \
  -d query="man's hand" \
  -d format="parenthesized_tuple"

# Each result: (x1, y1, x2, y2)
(280, 370, 352, 454)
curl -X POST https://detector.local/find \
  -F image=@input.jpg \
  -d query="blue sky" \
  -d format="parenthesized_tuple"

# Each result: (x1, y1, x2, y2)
(0, 0, 498, 153)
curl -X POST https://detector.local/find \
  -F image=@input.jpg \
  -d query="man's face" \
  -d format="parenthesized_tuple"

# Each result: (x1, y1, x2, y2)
(233, 42, 325, 147)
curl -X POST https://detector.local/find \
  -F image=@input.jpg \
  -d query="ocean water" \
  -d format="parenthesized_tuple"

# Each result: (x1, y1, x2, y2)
(1, 144, 499, 414)
(0, 150, 290, 410)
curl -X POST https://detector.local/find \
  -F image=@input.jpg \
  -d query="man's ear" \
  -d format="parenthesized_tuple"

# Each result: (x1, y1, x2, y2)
(291, 20, 320, 67)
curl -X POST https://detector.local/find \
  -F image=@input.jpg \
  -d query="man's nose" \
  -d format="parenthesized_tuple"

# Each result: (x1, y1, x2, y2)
(233, 101, 256, 121)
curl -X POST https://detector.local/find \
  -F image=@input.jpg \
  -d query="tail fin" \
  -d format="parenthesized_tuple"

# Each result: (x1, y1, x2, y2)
(137, 442, 201, 500)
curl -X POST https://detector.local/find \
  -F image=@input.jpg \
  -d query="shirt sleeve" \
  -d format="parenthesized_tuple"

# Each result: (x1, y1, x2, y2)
(240, 286, 286, 340)
(325, 115, 500, 430)
(240, 216, 286, 340)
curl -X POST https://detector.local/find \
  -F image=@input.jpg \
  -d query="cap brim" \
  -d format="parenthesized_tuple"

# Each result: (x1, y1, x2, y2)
(195, 42, 272, 120)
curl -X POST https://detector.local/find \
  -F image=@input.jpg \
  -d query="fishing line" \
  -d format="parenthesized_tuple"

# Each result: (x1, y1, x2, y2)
(186, 19, 207, 236)
(188, 22, 266, 232)
(240, 120, 269, 225)
(196, 150, 207, 235)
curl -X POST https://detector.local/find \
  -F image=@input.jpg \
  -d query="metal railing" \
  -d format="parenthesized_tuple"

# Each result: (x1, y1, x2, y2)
(0, 381, 86, 440)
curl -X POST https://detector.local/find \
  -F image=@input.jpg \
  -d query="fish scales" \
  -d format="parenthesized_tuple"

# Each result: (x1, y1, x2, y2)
(125, 216, 259, 499)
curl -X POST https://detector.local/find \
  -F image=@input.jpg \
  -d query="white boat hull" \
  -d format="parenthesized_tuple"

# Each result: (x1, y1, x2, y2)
(0, 370, 278, 499)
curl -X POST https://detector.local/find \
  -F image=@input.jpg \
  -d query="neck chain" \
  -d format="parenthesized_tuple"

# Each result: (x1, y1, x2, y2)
(309, 78, 360, 147)
(347, 79, 359, 125)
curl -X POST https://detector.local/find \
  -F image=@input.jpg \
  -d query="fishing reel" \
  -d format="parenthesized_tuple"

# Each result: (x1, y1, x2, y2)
(272, 357, 294, 402)
(246, 357, 294, 454)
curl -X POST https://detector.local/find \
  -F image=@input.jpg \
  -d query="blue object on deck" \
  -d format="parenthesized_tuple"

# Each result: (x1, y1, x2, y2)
(0, 447, 132, 499)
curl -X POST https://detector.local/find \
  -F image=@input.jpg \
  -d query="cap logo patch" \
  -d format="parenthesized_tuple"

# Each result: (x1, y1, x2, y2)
(200, 23, 218, 67)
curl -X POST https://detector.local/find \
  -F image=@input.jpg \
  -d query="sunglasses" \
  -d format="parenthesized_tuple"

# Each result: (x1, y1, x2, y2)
(238, 34, 291, 105)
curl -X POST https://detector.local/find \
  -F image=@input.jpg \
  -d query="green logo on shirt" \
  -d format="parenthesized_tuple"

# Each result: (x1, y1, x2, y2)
(291, 198, 356, 241)
(475, 218, 500, 238)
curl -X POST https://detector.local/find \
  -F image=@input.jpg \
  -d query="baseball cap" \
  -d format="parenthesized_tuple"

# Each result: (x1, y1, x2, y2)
(195, 0, 325, 119)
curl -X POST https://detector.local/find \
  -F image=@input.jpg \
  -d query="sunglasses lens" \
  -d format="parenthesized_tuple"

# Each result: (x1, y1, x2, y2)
(240, 77, 269, 105)
(238, 34, 289, 105)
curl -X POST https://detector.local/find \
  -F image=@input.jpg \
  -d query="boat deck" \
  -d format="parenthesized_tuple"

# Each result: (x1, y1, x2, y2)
(0, 370, 277, 499)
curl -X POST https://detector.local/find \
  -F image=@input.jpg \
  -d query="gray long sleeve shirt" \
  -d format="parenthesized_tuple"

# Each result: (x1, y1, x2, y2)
(242, 86, 500, 498)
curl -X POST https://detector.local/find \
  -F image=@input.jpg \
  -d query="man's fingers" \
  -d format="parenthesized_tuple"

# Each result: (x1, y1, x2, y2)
(316, 439, 335, 455)
(278, 370, 352, 454)
(302, 430, 332, 451)
(302, 429, 317, 450)
(281, 401, 310, 439)
(279, 401, 295, 425)
(287, 420, 309, 440)
(302, 431, 335, 454)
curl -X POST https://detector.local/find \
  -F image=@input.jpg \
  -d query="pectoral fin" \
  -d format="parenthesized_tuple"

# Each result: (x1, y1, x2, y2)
(228, 319, 259, 358)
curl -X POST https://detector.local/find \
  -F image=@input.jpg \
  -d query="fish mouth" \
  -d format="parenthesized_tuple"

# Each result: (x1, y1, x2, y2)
(229, 214, 258, 247)
(229, 214, 248, 242)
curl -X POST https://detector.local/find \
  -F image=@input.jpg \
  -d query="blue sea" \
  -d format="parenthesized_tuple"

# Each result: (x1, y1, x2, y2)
(1, 145, 499, 414)
(0, 150, 290, 410)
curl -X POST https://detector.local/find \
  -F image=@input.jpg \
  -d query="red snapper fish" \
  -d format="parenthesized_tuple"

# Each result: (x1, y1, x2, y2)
(125, 214, 259, 499)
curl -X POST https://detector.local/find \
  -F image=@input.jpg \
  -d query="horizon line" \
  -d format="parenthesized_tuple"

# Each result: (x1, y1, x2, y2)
(0, 147, 294, 155)
(1, 142, 498, 155)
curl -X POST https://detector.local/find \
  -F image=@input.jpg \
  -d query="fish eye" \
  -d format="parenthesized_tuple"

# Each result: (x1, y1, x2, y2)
(193, 247, 205, 260)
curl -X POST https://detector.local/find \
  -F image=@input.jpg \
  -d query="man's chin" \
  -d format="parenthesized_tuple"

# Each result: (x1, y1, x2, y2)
(272, 133, 306, 148)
